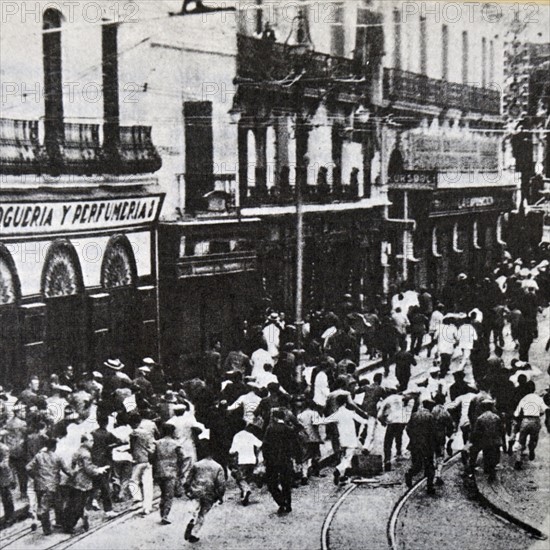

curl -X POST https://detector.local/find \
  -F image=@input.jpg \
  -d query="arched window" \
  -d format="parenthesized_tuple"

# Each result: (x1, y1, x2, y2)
(432, 226, 442, 258)
(473, 220, 482, 250)
(43, 8, 64, 158)
(41, 240, 84, 298)
(0, 245, 21, 305)
(496, 214, 507, 247)
(388, 148, 404, 176)
(247, 129, 257, 187)
(101, 235, 138, 289)
(452, 222, 464, 254)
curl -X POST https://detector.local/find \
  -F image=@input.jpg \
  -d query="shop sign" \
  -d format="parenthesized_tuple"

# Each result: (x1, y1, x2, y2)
(176, 252, 257, 279)
(402, 132, 500, 172)
(388, 171, 437, 189)
(457, 196, 494, 209)
(430, 190, 514, 217)
(0, 195, 164, 236)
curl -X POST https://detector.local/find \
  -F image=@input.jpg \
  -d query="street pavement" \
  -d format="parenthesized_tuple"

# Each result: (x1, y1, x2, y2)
(2, 312, 549, 550)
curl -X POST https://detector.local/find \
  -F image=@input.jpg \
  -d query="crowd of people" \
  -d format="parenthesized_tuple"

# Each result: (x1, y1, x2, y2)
(0, 254, 549, 542)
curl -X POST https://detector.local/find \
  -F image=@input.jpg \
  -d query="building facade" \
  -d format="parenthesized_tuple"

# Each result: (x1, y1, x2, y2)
(375, 0, 518, 291)
(0, 4, 163, 386)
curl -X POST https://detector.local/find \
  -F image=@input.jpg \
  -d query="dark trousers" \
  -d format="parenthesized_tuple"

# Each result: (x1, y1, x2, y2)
(407, 449, 435, 489)
(396, 373, 410, 392)
(518, 337, 533, 362)
(93, 470, 113, 512)
(410, 333, 424, 355)
(470, 446, 500, 475)
(440, 353, 452, 376)
(265, 463, 293, 509)
(383, 423, 406, 465)
(63, 487, 89, 532)
(36, 489, 63, 534)
(158, 477, 176, 520)
(9, 457, 27, 496)
(1, 486, 14, 521)
(398, 334, 407, 351)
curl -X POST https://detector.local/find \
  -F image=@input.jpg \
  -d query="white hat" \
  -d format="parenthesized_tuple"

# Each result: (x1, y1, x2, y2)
(104, 359, 125, 371)
(54, 384, 73, 393)
(92, 371, 103, 379)
(138, 366, 151, 374)
(142, 357, 157, 366)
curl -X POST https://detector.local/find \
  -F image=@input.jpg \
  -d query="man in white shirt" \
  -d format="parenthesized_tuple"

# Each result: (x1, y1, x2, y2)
(446, 389, 478, 447)
(255, 364, 279, 389)
(391, 308, 410, 350)
(46, 385, 71, 424)
(312, 364, 330, 411)
(437, 318, 458, 376)
(229, 426, 262, 505)
(318, 395, 368, 484)
(457, 319, 477, 370)
(378, 390, 416, 471)
(250, 346, 274, 379)
(512, 383, 548, 468)
(427, 305, 444, 358)
(226, 382, 262, 426)
(262, 313, 282, 360)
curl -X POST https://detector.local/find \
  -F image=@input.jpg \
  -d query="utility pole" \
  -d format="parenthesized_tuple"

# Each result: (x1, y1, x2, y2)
(295, 157, 304, 348)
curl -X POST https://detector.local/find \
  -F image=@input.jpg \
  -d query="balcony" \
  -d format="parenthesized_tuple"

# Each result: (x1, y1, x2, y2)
(117, 126, 162, 175)
(0, 119, 41, 174)
(0, 118, 161, 177)
(242, 182, 361, 207)
(236, 34, 360, 85)
(383, 68, 501, 116)
(62, 122, 101, 175)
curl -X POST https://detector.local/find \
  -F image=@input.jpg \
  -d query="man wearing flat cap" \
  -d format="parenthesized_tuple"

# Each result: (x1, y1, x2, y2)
(469, 399, 504, 481)
(134, 366, 154, 399)
(405, 398, 437, 495)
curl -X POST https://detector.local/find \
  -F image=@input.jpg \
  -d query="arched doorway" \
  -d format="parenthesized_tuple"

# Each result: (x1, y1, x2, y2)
(0, 245, 21, 386)
(41, 240, 85, 377)
(101, 235, 139, 369)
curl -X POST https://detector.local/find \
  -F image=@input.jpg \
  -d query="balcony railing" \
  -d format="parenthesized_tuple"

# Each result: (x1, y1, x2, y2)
(117, 125, 162, 175)
(0, 119, 41, 174)
(242, 183, 361, 207)
(62, 122, 101, 175)
(236, 34, 360, 84)
(0, 118, 162, 176)
(383, 68, 501, 116)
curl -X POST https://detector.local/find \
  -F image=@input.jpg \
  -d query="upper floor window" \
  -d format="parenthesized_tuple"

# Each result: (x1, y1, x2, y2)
(330, 3, 345, 57)
(482, 37, 487, 87)
(489, 39, 495, 84)
(462, 31, 469, 83)
(42, 9, 64, 150)
(441, 24, 449, 80)
(393, 8, 401, 70)
(420, 16, 427, 75)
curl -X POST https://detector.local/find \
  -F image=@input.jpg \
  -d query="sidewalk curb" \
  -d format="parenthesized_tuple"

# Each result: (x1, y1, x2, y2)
(473, 473, 548, 541)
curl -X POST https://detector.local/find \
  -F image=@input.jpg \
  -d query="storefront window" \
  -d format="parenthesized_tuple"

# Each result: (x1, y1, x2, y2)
(41, 240, 84, 298)
(101, 235, 137, 289)
(0, 245, 20, 305)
